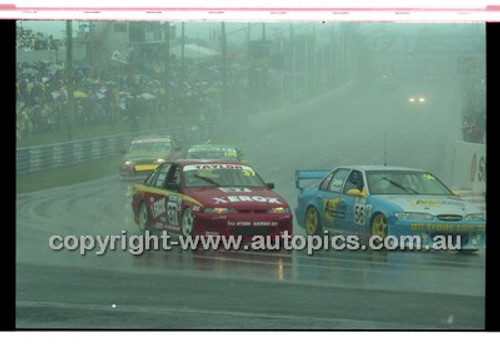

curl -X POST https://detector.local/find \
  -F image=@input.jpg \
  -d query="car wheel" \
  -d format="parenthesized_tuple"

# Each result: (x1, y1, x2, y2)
(305, 206, 323, 235)
(370, 213, 387, 244)
(181, 207, 195, 236)
(138, 202, 150, 232)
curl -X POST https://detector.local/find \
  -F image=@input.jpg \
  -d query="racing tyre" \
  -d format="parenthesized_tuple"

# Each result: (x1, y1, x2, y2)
(370, 213, 387, 246)
(138, 202, 150, 232)
(305, 207, 323, 235)
(181, 207, 195, 236)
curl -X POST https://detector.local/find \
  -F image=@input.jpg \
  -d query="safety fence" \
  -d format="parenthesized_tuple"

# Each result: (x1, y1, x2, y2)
(16, 122, 220, 175)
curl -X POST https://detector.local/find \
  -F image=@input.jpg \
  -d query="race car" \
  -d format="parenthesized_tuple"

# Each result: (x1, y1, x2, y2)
(295, 165, 486, 251)
(132, 160, 292, 240)
(119, 136, 183, 180)
(185, 143, 247, 164)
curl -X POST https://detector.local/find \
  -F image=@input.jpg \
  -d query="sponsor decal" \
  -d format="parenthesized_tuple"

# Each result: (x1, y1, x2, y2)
(167, 197, 179, 225)
(409, 199, 441, 207)
(365, 204, 373, 218)
(218, 187, 252, 193)
(323, 198, 346, 220)
(189, 146, 235, 153)
(152, 199, 166, 218)
(252, 222, 279, 226)
(353, 203, 367, 225)
(478, 155, 486, 183)
(184, 164, 253, 172)
(471, 153, 477, 182)
(409, 199, 464, 207)
(409, 222, 485, 232)
(214, 196, 282, 204)
(227, 221, 279, 227)
(228, 221, 252, 226)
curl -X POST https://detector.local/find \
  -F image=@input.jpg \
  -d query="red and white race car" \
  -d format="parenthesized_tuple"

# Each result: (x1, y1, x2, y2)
(131, 160, 293, 239)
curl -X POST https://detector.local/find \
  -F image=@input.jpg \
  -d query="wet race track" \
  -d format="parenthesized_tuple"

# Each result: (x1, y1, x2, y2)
(16, 79, 486, 329)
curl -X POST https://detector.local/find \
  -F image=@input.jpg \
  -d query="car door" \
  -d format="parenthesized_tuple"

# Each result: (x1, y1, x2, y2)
(339, 169, 370, 233)
(145, 162, 172, 230)
(316, 168, 350, 233)
(162, 163, 183, 232)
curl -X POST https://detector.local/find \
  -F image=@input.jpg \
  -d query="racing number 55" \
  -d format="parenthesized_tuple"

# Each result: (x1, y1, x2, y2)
(353, 203, 366, 225)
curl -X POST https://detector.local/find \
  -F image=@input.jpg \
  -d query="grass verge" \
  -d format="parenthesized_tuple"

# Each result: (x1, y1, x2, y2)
(16, 155, 123, 194)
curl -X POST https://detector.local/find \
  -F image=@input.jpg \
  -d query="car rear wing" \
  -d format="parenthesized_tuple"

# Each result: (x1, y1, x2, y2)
(295, 169, 331, 190)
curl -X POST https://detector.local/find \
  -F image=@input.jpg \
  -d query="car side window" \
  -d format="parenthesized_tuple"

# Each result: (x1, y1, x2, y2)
(165, 164, 181, 188)
(319, 173, 334, 191)
(154, 163, 171, 188)
(144, 171, 155, 186)
(344, 170, 364, 194)
(327, 168, 350, 193)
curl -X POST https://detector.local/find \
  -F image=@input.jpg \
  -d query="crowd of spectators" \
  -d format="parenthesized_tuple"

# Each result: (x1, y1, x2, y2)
(462, 115, 486, 144)
(16, 26, 283, 142)
(16, 26, 61, 51)
(16, 61, 166, 140)
(461, 83, 486, 144)
(15, 56, 249, 141)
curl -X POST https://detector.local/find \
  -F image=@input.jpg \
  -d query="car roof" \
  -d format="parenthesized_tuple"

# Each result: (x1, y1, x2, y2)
(336, 165, 425, 172)
(187, 144, 238, 151)
(173, 159, 247, 167)
(131, 136, 173, 143)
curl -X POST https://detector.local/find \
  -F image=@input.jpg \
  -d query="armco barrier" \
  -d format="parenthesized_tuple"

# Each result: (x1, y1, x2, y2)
(16, 122, 219, 175)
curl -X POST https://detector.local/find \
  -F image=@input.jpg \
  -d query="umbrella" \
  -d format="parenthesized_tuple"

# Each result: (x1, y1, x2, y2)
(73, 90, 88, 99)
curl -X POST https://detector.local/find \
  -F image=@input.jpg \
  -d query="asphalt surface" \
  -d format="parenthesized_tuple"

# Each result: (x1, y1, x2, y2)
(16, 76, 486, 329)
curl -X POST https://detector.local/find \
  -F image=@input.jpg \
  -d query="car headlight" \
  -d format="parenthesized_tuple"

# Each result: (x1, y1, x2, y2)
(123, 161, 133, 167)
(156, 158, 166, 163)
(394, 212, 433, 220)
(204, 208, 237, 214)
(267, 207, 290, 214)
(465, 213, 485, 221)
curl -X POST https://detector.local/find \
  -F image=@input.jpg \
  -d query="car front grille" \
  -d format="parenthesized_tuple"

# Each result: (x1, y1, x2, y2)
(437, 214, 463, 221)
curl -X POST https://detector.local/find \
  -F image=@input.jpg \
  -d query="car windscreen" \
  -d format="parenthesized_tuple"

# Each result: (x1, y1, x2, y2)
(186, 148, 238, 161)
(183, 164, 265, 188)
(128, 141, 172, 157)
(366, 170, 453, 195)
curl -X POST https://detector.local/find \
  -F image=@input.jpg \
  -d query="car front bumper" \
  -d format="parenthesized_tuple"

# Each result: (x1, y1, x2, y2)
(192, 212, 293, 241)
(387, 217, 486, 250)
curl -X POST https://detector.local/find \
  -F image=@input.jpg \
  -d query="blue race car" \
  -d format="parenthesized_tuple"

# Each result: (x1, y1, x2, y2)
(295, 166, 486, 251)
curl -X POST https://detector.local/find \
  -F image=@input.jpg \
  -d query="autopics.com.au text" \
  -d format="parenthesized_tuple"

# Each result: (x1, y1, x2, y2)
(48, 230, 463, 256)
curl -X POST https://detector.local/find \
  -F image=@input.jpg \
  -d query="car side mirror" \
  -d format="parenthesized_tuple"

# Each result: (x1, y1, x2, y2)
(266, 182, 275, 190)
(166, 182, 180, 192)
(451, 190, 460, 197)
(346, 189, 365, 197)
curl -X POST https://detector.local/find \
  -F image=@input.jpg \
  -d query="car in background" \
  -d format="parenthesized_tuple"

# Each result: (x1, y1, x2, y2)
(295, 165, 485, 251)
(132, 160, 292, 240)
(119, 136, 183, 180)
(186, 143, 247, 164)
